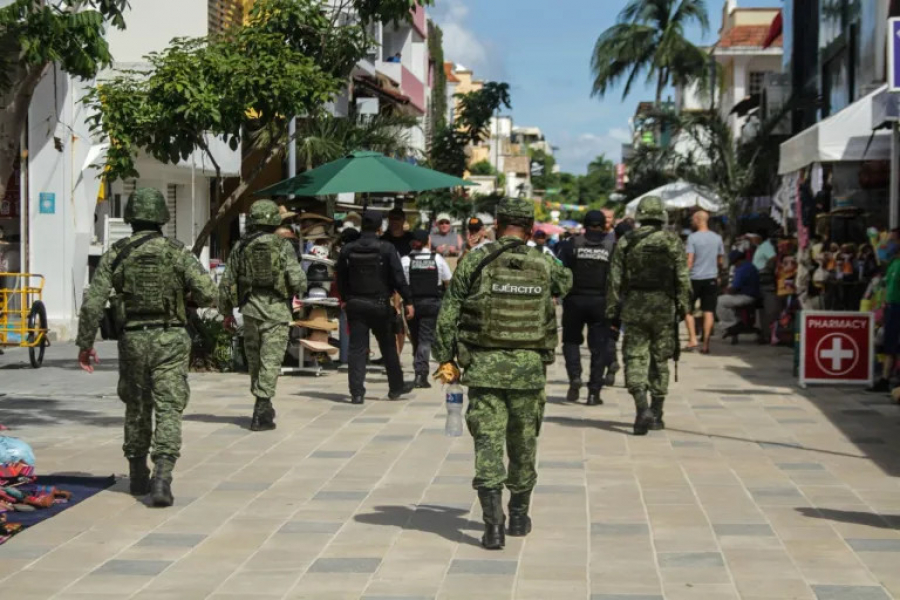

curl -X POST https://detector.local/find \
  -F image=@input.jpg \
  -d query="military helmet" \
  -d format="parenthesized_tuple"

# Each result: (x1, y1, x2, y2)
(124, 188, 169, 225)
(249, 200, 282, 227)
(635, 196, 667, 223)
(496, 197, 535, 223)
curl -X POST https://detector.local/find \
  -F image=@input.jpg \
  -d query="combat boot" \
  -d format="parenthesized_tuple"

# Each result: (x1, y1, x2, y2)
(604, 362, 620, 387)
(586, 390, 603, 406)
(566, 379, 582, 403)
(128, 456, 150, 496)
(650, 396, 666, 430)
(251, 397, 276, 431)
(507, 491, 533, 537)
(150, 455, 176, 507)
(477, 488, 506, 550)
(414, 373, 432, 389)
(632, 391, 655, 436)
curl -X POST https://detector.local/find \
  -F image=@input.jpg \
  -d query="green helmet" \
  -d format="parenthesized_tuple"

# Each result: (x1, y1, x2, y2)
(249, 200, 282, 227)
(124, 188, 169, 225)
(496, 197, 535, 223)
(635, 196, 667, 223)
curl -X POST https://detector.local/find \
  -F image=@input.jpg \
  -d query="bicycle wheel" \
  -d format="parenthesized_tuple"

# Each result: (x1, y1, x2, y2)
(27, 300, 48, 368)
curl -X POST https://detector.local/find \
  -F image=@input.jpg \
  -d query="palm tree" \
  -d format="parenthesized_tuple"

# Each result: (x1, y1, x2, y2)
(591, 0, 710, 105)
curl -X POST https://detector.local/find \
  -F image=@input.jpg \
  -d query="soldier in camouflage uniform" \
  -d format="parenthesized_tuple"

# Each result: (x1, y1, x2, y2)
(77, 188, 217, 507)
(433, 197, 572, 550)
(606, 196, 690, 435)
(219, 200, 306, 431)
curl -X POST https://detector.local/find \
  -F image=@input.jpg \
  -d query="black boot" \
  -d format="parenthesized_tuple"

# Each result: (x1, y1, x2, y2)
(604, 362, 620, 387)
(150, 455, 175, 507)
(566, 379, 582, 403)
(128, 456, 150, 496)
(414, 374, 432, 389)
(477, 488, 506, 550)
(507, 491, 533, 537)
(632, 391, 655, 436)
(586, 390, 603, 406)
(650, 396, 665, 430)
(387, 382, 416, 400)
(251, 397, 276, 431)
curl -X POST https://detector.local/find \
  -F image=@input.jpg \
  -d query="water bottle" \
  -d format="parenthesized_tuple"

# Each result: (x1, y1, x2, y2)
(445, 382, 464, 437)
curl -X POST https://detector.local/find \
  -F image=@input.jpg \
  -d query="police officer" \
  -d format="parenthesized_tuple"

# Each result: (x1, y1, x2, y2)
(76, 188, 217, 507)
(336, 211, 415, 404)
(606, 197, 690, 435)
(219, 200, 306, 432)
(401, 230, 453, 388)
(433, 197, 572, 550)
(557, 210, 616, 405)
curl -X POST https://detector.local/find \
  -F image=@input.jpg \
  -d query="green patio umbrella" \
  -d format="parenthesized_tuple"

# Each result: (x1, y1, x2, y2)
(255, 151, 475, 197)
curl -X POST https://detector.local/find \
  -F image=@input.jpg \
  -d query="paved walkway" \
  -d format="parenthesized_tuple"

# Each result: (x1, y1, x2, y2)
(0, 338, 899, 600)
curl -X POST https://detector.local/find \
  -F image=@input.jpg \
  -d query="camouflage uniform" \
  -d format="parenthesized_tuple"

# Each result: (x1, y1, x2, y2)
(433, 197, 572, 549)
(606, 197, 690, 434)
(76, 188, 217, 506)
(218, 200, 306, 431)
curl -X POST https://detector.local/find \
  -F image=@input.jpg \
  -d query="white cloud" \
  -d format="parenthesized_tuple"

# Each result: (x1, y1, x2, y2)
(431, 1, 503, 79)
(554, 128, 632, 174)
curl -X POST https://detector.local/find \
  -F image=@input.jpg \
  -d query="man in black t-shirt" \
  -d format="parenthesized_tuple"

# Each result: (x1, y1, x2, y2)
(381, 207, 414, 257)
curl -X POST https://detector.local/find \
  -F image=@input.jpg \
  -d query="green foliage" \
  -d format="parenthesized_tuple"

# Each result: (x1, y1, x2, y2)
(188, 312, 234, 372)
(354, 0, 434, 24)
(529, 149, 558, 192)
(428, 21, 447, 135)
(469, 160, 495, 176)
(590, 0, 709, 103)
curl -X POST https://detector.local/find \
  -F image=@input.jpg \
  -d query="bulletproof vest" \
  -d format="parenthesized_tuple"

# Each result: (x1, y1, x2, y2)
(111, 234, 185, 323)
(625, 229, 677, 294)
(236, 233, 289, 301)
(571, 235, 612, 295)
(409, 252, 441, 298)
(346, 243, 391, 298)
(459, 244, 557, 350)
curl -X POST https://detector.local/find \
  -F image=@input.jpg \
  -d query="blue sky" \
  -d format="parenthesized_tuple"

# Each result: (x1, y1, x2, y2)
(431, 0, 781, 174)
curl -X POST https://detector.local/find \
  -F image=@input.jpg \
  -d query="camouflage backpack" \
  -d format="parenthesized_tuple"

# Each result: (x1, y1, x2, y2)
(111, 234, 185, 322)
(235, 233, 289, 303)
(624, 229, 678, 295)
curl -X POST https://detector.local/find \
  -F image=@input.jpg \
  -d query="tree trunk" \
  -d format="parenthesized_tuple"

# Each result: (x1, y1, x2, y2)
(0, 62, 47, 200)
(191, 143, 284, 256)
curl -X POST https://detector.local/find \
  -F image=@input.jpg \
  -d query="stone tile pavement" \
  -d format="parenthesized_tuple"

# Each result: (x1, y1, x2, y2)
(1, 337, 899, 599)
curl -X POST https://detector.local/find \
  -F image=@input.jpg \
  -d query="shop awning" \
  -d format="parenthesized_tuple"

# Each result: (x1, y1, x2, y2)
(778, 85, 891, 174)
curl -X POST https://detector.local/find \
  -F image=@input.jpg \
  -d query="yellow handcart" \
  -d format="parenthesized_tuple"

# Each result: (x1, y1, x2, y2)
(0, 273, 50, 368)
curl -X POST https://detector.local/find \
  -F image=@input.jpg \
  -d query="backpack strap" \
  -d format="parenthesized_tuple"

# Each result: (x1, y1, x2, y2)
(111, 233, 163, 274)
(468, 239, 526, 294)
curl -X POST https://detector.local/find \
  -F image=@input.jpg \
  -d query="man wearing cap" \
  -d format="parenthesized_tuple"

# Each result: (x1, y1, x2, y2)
(607, 196, 690, 436)
(220, 200, 307, 432)
(462, 216, 492, 257)
(432, 213, 464, 258)
(433, 197, 572, 550)
(528, 230, 556, 258)
(382, 207, 414, 257)
(401, 230, 453, 388)
(556, 210, 617, 405)
(337, 211, 416, 404)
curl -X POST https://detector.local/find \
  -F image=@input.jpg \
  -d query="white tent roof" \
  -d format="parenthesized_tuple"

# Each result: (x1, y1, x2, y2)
(625, 181, 723, 216)
(778, 85, 891, 175)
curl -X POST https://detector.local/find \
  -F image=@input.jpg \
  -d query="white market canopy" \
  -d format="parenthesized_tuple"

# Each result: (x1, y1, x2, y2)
(778, 84, 891, 175)
(625, 181, 723, 216)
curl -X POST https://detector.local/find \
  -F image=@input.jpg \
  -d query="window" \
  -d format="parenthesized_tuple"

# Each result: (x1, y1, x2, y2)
(749, 72, 767, 96)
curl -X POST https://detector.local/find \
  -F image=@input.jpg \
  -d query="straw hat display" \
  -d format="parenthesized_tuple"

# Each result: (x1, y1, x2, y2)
(302, 223, 331, 240)
(300, 329, 338, 355)
(278, 205, 298, 222)
(295, 307, 338, 332)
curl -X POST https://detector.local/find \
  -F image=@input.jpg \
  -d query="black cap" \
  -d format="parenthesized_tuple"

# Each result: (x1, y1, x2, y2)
(362, 211, 382, 227)
(728, 250, 745, 264)
(533, 230, 547, 239)
(467, 216, 484, 232)
(412, 229, 430, 243)
(388, 207, 405, 218)
(584, 210, 606, 228)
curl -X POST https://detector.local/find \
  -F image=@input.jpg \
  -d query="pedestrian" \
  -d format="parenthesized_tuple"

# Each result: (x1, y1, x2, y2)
(527, 230, 556, 258)
(76, 188, 217, 507)
(717, 250, 761, 336)
(336, 211, 415, 404)
(431, 213, 463, 258)
(433, 197, 572, 550)
(869, 244, 900, 393)
(607, 196, 690, 436)
(218, 200, 307, 432)
(462, 216, 492, 257)
(401, 230, 453, 388)
(684, 210, 724, 354)
(381, 207, 414, 257)
(556, 210, 616, 405)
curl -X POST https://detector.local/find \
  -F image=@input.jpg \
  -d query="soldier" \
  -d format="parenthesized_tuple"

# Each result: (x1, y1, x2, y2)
(76, 188, 217, 507)
(556, 210, 617, 405)
(606, 196, 690, 436)
(433, 197, 572, 550)
(219, 200, 306, 431)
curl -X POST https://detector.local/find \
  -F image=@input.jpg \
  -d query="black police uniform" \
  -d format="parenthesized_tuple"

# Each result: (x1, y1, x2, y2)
(407, 251, 443, 382)
(557, 231, 617, 399)
(336, 232, 412, 400)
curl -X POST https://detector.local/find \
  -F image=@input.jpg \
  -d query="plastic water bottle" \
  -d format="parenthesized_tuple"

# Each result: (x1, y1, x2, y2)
(445, 383, 464, 437)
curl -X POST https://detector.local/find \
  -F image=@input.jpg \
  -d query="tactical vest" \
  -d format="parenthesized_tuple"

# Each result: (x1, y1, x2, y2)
(111, 234, 185, 323)
(236, 233, 289, 302)
(625, 229, 677, 295)
(409, 252, 442, 299)
(571, 235, 612, 295)
(346, 244, 390, 299)
(458, 244, 557, 350)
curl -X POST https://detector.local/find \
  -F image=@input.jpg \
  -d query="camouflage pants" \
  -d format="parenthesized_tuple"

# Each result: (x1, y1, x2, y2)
(244, 316, 289, 399)
(466, 387, 546, 493)
(623, 320, 676, 400)
(117, 328, 191, 461)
